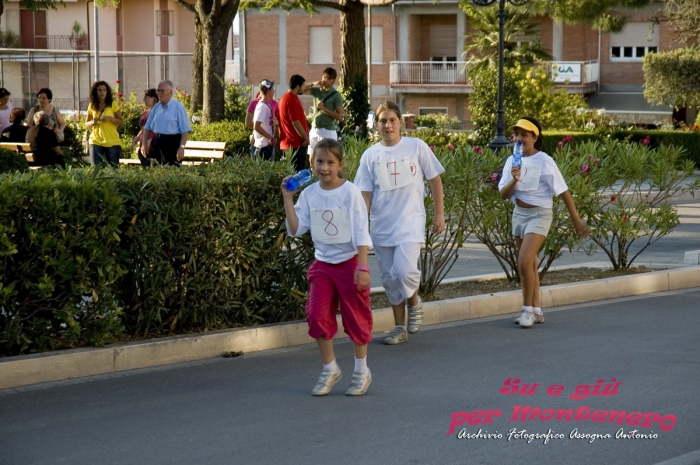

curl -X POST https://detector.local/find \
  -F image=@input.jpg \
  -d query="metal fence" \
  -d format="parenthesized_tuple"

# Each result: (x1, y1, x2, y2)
(0, 48, 193, 112)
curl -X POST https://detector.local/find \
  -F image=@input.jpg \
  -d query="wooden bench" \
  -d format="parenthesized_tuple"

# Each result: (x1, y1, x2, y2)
(119, 141, 226, 166)
(0, 142, 35, 163)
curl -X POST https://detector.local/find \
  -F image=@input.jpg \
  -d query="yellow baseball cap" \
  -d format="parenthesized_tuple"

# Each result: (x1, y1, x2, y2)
(508, 119, 540, 137)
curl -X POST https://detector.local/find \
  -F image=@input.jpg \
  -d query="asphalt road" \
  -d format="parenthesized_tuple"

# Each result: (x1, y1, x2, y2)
(2, 288, 699, 465)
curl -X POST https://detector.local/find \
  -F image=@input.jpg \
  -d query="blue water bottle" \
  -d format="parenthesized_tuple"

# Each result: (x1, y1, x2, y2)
(285, 169, 312, 191)
(512, 141, 523, 167)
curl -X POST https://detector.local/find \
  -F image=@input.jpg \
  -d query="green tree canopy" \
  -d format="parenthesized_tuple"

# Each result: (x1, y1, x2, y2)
(643, 46, 700, 109)
(461, 2, 552, 77)
(531, 0, 653, 32)
(652, 0, 700, 46)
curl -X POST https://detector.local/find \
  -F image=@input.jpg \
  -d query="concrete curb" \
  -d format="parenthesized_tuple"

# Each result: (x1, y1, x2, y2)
(1, 266, 699, 390)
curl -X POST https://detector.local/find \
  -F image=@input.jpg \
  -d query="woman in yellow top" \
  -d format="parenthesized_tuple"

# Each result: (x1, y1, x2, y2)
(86, 80, 123, 166)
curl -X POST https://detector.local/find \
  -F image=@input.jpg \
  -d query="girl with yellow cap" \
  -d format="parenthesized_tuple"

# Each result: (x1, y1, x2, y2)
(498, 116, 589, 328)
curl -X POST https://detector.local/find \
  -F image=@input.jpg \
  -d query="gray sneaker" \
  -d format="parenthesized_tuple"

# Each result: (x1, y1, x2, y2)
(311, 369, 342, 396)
(383, 326, 408, 345)
(407, 296, 424, 334)
(345, 369, 372, 396)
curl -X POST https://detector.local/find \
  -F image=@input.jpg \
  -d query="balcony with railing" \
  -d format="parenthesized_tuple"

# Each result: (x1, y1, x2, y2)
(390, 60, 600, 94)
(390, 61, 472, 93)
(20, 35, 89, 51)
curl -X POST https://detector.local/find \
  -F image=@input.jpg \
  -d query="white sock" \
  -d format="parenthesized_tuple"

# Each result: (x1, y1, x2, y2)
(522, 306, 533, 313)
(324, 359, 340, 373)
(354, 357, 368, 374)
(533, 307, 543, 315)
(396, 325, 406, 330)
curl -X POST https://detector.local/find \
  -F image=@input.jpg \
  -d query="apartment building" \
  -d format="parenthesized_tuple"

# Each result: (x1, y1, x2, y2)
(0, 0, 234, 111)
(242, 0, 685, 127)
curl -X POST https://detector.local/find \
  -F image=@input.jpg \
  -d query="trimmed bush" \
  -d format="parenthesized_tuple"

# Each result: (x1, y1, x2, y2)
(190, 120, 251, 158)
(543, 130, 700, 167)
(0, 147, 29, 174)
(609, 130, 700, 168)
(114, 159, 312, 337)
(0, 159, 311, 356)
(0, 169, 127, 355)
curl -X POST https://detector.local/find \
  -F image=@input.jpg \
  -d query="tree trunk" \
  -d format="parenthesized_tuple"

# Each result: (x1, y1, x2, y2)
(339, 0, 366, 89)
(201, 20, 230, 124)
(197, 0, 238, 125)
(191, 16, 204, 114)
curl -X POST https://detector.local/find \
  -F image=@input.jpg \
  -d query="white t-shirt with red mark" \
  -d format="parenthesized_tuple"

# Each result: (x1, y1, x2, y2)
(354, 137, 445, 246)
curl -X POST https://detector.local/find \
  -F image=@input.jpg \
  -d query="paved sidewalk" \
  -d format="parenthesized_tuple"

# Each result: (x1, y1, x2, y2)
(368, 200, 700, 287)
(2, 289, 698, 465)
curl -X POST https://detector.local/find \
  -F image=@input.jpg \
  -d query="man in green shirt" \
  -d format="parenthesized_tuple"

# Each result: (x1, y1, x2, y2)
(304, 67, 344, 160)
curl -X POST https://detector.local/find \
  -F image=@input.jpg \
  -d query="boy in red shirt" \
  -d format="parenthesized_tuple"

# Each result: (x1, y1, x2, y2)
(278, 74, 310, 171)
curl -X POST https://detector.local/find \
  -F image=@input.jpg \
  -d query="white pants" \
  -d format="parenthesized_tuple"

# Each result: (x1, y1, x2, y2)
(307, 127, 338, 155)
(374, 243, 422, 306)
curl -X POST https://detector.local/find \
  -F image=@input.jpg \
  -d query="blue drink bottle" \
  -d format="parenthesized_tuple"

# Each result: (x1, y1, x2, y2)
(285, 169, 312, 191)
(513, 141, 523, 167)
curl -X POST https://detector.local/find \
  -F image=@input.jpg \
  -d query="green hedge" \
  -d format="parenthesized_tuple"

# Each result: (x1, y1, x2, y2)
(543, 130, 700, 167)
(0, 159, 312, 356)
(0, 169, 127, 354)
(190, 120, 251, 158)
(0, 147, 29, 174)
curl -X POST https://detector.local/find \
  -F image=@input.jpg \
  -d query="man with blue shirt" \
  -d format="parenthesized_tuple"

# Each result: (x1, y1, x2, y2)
(142, 80, 191, 166)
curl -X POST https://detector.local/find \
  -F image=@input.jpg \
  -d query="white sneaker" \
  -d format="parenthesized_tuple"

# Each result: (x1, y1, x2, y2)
(519, 311, 535, 328)
(515, 310, 544, 325)
(311, 369, 342, 396)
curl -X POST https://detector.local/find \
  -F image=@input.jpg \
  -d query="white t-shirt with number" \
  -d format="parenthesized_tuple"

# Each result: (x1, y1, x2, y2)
(354, 137, 445, 246)
(498, 151, 568, 208)
(288, 181, 372, 264)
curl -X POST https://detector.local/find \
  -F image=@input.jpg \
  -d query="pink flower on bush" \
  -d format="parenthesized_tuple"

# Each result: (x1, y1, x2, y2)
(473, 145, 483, 155)
(115, 79, 120, 84)
(117, 93, 123, 98)
(641, 135, 651, 146)
(594, 158, 600, 163)
(610, 196, 616, 202)
(558, 141, 564, 147)
(692, 124, 699, 131)
(430, 145, 435, 152)
(491, 173, 498, 181)
(581, 164, 589, 173)
(622, 217, 628, 222)
(175, 87, 179, 91)
(448, 144, 455, 151)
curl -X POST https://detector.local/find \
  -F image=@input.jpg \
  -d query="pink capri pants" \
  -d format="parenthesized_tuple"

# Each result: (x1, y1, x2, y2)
(306, 256, 373, 345)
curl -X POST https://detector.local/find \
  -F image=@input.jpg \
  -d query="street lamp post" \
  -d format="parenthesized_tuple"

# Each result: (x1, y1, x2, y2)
(471, 0, 533, 151)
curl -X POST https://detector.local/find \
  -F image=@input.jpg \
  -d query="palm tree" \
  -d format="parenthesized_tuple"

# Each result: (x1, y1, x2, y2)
(462, 3, 553, 77)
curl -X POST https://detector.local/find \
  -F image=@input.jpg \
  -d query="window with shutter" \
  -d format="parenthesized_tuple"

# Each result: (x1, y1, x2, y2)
(610, 22, 658, 61)
(309, 27, 333, 64)
(365, 26, 383, 64)
(156, 10, 174, 37)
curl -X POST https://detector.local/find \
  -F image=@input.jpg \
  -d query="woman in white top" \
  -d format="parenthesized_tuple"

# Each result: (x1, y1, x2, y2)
(355, 101, 446, 345)
(498, 117, 589, 328)
(0, 88, 14, 133)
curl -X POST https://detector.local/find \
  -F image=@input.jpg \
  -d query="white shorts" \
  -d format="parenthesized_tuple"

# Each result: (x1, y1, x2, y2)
(307, 127, 338, 155)
(512, 205, 553, 238)
(373, 242, 422, 306)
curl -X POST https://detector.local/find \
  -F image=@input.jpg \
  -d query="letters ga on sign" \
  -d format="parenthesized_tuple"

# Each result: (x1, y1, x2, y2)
(552, 63, 582, 83)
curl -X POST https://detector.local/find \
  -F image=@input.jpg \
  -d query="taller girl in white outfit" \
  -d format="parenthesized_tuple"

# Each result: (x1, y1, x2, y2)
(355, 101, 446, 345)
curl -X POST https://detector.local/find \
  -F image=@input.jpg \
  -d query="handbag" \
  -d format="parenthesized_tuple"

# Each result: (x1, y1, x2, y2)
(54, 127, 65, 143)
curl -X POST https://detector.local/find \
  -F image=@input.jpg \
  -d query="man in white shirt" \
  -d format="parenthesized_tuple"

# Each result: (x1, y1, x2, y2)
(253, 80, 276, 160)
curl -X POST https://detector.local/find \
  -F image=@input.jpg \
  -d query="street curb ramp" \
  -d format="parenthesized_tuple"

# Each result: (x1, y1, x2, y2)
(1, 266, 699, 390)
